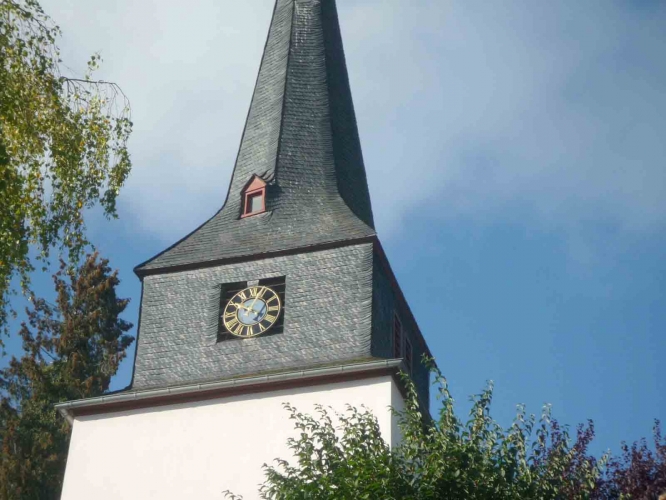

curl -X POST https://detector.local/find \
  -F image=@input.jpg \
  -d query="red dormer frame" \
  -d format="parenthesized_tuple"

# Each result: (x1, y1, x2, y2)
(241, 175, 267, 218)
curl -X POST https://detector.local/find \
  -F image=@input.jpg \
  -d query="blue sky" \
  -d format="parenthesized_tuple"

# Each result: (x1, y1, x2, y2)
(6, 0, 664, 457)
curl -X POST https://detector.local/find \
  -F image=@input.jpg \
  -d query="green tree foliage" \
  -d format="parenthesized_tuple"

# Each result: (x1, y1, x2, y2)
(0, 0, 132, 336)
(225, 366, 605, 500)
(227, 364, 665, 500)
(0, 253, 133, 499)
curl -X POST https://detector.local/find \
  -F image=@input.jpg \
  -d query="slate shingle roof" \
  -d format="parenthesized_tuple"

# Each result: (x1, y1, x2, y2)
(136, 0, 375, 275)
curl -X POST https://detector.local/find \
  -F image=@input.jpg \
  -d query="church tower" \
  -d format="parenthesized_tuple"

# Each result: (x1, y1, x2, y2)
(57, 1, 432, 498)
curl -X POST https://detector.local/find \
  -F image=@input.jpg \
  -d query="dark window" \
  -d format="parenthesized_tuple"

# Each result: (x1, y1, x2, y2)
(405, 337, 413, 373)
(393, 314, 403, 359)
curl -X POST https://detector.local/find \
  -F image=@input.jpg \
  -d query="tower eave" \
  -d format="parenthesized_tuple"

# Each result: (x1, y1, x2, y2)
(133, 234, 377, 278)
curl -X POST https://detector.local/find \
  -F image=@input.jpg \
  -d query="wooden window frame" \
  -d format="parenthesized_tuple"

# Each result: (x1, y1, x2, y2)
(242, 188, 266, 218)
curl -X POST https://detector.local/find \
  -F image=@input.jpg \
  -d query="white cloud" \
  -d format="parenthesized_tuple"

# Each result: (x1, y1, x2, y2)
(42, 0, 666, 243)
(344, 0, 666, 235)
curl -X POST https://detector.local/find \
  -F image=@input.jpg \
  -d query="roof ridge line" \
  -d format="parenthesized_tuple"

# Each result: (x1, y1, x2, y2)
(271, 0, 297, 185)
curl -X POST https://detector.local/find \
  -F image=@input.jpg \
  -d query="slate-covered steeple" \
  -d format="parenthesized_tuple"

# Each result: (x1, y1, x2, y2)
(136, 0, 375, 274)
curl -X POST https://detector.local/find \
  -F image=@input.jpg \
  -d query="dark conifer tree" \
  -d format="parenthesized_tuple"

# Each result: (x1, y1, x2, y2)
(0, 253, 133, 499)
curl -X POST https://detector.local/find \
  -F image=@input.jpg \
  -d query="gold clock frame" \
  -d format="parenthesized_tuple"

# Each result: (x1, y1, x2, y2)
(222, 285, 282, 338)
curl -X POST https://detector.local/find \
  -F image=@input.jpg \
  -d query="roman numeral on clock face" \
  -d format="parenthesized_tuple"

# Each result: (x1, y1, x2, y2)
(249, 287, 266, 299)
(259, 320, 272, 332)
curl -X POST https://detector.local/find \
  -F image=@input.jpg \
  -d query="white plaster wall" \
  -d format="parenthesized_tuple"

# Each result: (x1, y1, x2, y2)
(61, 376, 403, 500)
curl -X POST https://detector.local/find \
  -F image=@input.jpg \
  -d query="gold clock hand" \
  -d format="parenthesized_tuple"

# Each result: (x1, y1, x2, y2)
(250, 287, 266, 312)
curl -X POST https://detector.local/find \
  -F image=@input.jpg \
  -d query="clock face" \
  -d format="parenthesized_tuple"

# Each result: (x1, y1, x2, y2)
(222, 285, 282, 338)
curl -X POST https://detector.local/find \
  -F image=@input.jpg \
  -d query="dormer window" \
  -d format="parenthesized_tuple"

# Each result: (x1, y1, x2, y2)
(241, 176, 267, 218)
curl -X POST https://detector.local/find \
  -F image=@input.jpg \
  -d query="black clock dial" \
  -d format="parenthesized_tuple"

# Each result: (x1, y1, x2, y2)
(222, 285, 281, 338)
